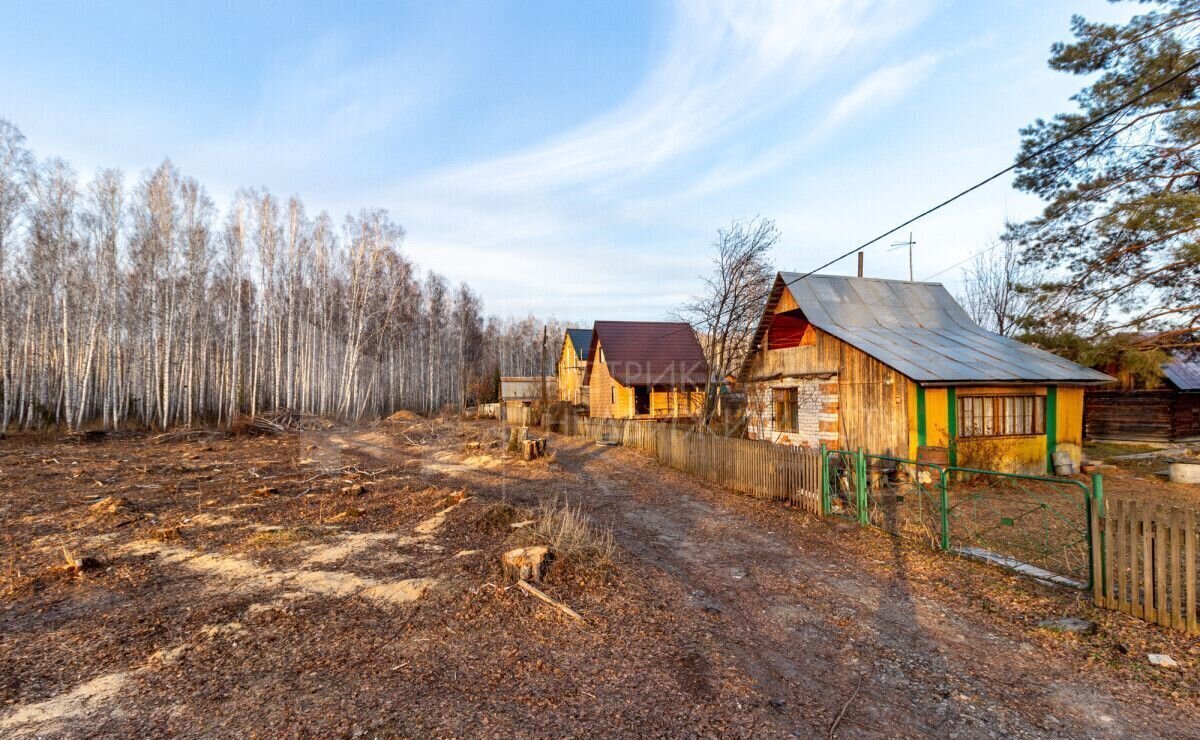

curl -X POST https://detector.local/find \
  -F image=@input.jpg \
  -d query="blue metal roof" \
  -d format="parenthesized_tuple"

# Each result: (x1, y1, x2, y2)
(1163, 353, 1200, 391)
(565, 328, 593, 360)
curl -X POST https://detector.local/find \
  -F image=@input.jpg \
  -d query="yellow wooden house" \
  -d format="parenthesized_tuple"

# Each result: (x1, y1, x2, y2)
(737, 273, 1113, 474)
(556, 328, 592, 406)
(584, 321, 708, 420)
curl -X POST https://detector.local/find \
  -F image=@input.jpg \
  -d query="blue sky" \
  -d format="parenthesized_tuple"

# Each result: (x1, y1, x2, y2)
(2, 0, 1134, 320)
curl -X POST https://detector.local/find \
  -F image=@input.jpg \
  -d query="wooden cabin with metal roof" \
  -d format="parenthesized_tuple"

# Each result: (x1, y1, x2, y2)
(556, 328, 593, 407)
(583, 321, 708, 420)
(737, 273, 1114, 474)
(1084, 353, 1200, 443)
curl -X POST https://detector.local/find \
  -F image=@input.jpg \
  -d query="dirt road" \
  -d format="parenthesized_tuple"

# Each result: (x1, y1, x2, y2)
(549, 434, 1200, 738)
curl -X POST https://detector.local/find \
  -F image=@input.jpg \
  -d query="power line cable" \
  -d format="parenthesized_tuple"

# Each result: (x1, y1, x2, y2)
(601, 55, 1200, 358)
(781, 55, 1200, 292)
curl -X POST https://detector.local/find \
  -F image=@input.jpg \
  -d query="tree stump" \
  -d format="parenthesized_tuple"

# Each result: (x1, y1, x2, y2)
(508, 426, 528, 455)
(502, 546, 554, 582)
(522, 437, 547, 461)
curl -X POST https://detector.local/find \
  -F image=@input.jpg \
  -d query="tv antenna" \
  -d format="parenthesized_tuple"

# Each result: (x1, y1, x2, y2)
(888, 233, 916, 281)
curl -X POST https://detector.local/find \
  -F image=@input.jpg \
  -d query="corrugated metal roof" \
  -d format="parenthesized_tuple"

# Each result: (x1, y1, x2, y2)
(565, 328, 593, 360)
(744, 273, 1113, 385)
(585, 321, 709, 386)
(1163, 352, 1200, 390)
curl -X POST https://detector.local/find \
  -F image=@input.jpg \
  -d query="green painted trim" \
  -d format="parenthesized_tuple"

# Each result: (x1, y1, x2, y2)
(946, 387, 957, 467)
(1046, 385, 1058, 474)
(915, 385, 926, 448)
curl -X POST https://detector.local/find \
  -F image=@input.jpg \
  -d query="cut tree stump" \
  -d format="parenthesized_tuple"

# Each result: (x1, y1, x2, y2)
(502, 546, 554, 582)
(522, 437, 547, 461)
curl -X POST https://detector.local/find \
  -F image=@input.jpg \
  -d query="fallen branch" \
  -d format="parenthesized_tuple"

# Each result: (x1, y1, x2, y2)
(517, 579, 583, 622)
(829, 674, 863, 739)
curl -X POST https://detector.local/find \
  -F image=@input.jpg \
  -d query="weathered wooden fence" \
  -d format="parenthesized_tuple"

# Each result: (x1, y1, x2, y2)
(559, 418, 821, 514)
(655, 427, 822, 513)
(501, 405, 535, 427)
(1093, 494, 1198, 634)
(577, 418, 659, 452)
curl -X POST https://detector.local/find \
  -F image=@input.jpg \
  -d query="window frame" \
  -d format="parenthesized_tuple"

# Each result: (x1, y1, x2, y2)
(956, 394, 1046, 438)
(772, 387, 799, 433)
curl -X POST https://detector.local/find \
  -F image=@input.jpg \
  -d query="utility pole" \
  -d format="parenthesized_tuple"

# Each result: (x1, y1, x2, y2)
(539, 325, 548, 415)
(889, 233, 917, 281)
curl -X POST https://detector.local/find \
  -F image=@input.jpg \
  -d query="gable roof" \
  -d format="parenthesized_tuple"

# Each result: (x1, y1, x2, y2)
(565, 328, 593, 361)
(1163, 352, 1200, 391)
(584, 321, 708, 386)
(743, 273, 1113, 385)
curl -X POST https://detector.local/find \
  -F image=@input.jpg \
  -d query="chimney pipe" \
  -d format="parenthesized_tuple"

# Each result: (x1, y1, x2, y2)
(857, 251, 864, 278)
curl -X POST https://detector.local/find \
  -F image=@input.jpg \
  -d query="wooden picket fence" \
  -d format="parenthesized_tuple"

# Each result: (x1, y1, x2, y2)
(1092, 494, 1198, 633)
(578, 418, 659, 452)
(562, 418, 821, 514)
(654, 427, 823, 513)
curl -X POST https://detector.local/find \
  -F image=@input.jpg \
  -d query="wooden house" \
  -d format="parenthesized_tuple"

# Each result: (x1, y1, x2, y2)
(583, 321, 708, 420)
(556, 328, 592, 407)
(1084, 354, 1200, 443)
(738, 274, 1113, 474)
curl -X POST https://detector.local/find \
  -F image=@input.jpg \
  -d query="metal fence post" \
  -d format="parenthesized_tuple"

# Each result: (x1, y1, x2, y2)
(939, 469, 950, 552)
(1091, 472, 1104, 596)
(819, 443, 829, 516)
(856, 447, 868, 526)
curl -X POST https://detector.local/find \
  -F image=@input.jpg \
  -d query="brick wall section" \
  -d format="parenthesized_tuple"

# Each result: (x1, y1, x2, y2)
(745, 376, 839, 448)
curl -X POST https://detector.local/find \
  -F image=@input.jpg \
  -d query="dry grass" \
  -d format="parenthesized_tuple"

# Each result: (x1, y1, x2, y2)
(244, 528, 320, 548)
(510, 497, 617, 586)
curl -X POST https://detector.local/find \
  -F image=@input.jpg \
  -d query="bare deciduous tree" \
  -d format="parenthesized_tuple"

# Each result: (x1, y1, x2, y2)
(959, 230, 1035, 337)
(678, 216, 777, 425)
(0, 118, 561, 431)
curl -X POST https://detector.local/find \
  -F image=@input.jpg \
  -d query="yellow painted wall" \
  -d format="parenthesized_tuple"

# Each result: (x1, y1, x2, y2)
(556, 334, 587, 404)
(587, 349, 634, 418)
(906, 384, 1086, 475)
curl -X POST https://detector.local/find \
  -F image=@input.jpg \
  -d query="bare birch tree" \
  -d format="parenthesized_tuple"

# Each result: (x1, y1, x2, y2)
(678, 217, 777, 425)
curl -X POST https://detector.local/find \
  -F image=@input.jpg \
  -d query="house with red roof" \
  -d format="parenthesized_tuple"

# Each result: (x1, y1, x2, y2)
(583, 321, 709, 420)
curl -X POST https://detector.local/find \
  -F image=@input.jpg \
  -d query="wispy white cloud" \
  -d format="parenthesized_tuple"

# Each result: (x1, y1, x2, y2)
(391, 0, 938, 317)
(427, 0, 928, 196)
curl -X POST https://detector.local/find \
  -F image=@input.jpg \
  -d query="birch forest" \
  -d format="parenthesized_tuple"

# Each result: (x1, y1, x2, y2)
(0, 120, 566, 432)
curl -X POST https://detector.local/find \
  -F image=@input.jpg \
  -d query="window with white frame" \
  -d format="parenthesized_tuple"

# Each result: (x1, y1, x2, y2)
(957, 394, 1045, 437)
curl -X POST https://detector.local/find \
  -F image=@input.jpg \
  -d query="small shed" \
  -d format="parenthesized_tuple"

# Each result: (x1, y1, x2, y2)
(738, 273, 1113, 474)
(499, 376, 556, 424)
(556, 328, 592, 407)
(1084, 353, 1200, 443)
(583, 321, 708, 420)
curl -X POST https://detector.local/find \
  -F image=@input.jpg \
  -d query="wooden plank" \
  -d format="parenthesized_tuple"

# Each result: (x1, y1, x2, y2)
(1187, 507, 1197, 635)
(1118, 498, 1128, 614)
(1171, 506, 1183, 631)
(1155, 506, 1168, 627)
(1142, 503, 1155, 623)
(1103, 499, 1115, 610)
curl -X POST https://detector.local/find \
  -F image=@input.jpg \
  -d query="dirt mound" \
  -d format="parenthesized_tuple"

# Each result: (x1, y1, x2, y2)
(387, 409, 422, 422)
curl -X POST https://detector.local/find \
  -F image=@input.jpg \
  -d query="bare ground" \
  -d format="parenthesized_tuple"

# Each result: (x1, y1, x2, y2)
(1, 419, 1197, 738)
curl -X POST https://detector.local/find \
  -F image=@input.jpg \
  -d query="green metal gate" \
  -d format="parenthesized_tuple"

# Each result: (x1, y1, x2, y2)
(822, 448, 863, 521)
(863, 454, 947, 550)
(942, 467, 1093, 587)
(821, 447, 1099, 589)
